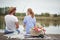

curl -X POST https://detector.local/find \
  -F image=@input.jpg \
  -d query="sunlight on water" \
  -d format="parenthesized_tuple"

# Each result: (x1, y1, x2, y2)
(44, 25, 60, 34)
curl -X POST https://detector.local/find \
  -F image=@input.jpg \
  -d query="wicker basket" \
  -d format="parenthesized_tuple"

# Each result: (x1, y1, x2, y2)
(30, 28, 44, 36)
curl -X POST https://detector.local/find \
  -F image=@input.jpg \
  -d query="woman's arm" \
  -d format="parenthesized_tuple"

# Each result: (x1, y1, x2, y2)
(23, 16, 27, 29)
(23, 24, 26, 29)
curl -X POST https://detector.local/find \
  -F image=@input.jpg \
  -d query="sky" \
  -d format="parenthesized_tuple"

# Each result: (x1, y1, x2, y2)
(0, 0, 60, 14)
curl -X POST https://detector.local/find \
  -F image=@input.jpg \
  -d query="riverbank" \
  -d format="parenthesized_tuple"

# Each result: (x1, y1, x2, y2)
(0, 33, 60, 40)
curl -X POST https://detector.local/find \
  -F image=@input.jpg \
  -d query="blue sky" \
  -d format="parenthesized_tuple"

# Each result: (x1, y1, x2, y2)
(0, 0, 60, 14)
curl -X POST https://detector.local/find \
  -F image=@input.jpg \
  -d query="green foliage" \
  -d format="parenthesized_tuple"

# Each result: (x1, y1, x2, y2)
(44, 13, 50, 17)
(5, 7, 9, 15)
(0, 8, 4, 15)
(41, 12, 50, 17)
(0, 7, 9, 15)
(57, 14, 60, 17)
(15, 13, 26, 16)
(53, 14, 57, 17)
(0, 16, 5, 29)
(0, 7, 60, 17)
(35, 14, 41, 17)
(35, 12, 50, 17)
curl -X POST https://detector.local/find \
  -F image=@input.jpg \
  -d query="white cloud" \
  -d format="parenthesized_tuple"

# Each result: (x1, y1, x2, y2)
(0, 0, 60, 14)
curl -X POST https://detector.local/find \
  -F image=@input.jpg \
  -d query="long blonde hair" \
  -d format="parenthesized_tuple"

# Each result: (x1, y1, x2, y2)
(27, 8, 34, 18)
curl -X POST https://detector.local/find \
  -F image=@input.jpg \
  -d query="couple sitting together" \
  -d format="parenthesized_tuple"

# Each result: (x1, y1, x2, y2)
(4, 7, 45, 37)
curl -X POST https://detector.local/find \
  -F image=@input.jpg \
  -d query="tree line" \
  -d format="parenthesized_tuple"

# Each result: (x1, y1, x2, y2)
(0, 7, 60, 17)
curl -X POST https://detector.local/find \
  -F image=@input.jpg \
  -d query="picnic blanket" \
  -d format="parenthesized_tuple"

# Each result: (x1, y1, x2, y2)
(3, 24, 51, 39)
(4, 25, 25, 39)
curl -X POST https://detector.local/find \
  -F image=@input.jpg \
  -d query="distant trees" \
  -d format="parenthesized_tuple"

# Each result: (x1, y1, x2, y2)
(53, 14, 60, 17)
(58, 14, 60, 17)
(35, 12, 50, 17)
(0, 7, 9, 15)
(35, 14, 41, 17)
(15, 13, 26, 16)
(5, 7, 9, 15)
(53, 14, 57, 17)
(0, 8, 5, 15)
(0, 7, 9, 29)
(0, 7, 26, 16)
(0, 7, 60, 17)
(35, 13, 60, 17)
(41, 12, 50, 17)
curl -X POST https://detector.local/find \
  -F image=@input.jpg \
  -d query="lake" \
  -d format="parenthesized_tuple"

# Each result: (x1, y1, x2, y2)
(0, 16, 60, 34)
(44, 25, 60, 34)
(36, 20, 60, 34)
(19, 19, 60, 34)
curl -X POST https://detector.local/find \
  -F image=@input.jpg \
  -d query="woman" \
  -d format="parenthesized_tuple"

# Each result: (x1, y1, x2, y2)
(23, 8, 36, 34)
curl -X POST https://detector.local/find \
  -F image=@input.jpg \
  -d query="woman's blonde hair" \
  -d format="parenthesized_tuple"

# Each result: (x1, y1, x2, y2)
(27, 8, 34, 18)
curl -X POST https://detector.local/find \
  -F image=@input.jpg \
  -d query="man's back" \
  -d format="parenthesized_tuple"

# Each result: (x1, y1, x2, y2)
(5, 15, 18, 32)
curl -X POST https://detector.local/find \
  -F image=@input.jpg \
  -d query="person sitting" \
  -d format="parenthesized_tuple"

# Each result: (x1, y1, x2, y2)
(4, 7, 20, 34)
(23, 8, 36, 34)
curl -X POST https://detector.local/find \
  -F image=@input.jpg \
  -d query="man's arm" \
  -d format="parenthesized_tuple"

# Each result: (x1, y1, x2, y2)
(15, 22, 19, 29)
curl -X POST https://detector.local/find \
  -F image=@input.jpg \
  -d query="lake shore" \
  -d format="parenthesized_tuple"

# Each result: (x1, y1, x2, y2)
(0, 33, 60, 40)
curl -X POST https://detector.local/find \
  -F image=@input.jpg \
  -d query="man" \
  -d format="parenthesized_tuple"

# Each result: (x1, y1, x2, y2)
(4, 7, 19, 34)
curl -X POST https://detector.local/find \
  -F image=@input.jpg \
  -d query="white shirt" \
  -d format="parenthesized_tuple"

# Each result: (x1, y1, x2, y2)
(5, 15, 18, 32)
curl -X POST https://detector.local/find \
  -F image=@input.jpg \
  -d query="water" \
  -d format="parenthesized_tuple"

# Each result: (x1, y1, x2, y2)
(44, 25, 60, 34)
(0, 16, 60, 34)
(36, 20, 60, 34)
(0, 24, 60, 34)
